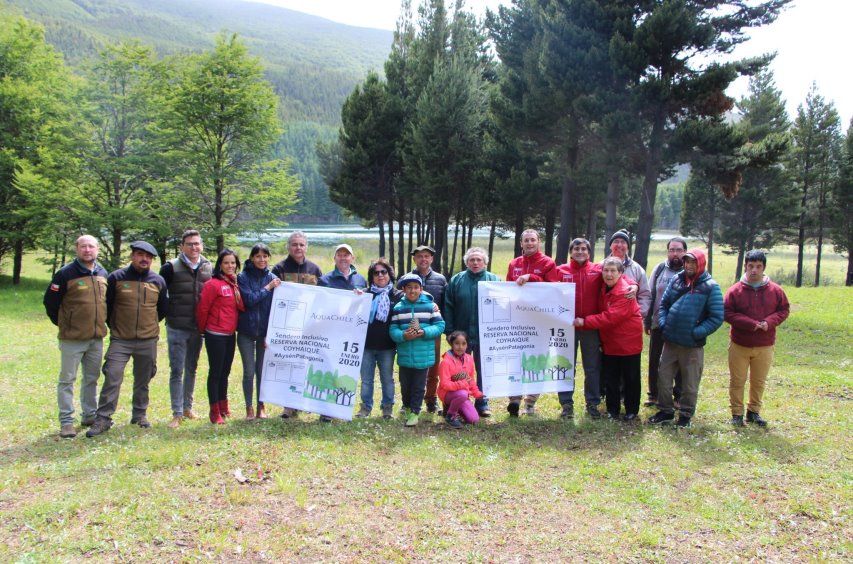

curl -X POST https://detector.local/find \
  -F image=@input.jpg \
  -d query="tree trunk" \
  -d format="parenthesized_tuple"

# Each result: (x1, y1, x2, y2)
(377, 199, 386, 258)
(12, 239, 23, 285)
(587, 203, 598, 263)
(556, 143, 579, 264)
(634, 111, 666, 270)
(795, 183, 809, 288)
(605, 170, 619, 249)
(735, 244, 745, 282)
(544, 206, 556, 259)
(513, 209, 524, 257)
(488, 221, 497, 271)
(814, 190, 826, 287)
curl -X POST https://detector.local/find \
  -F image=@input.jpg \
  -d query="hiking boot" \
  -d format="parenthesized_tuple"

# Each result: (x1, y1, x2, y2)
(85, 418, 112, 438)
(506, 402, 520, 418)
(730, 415, 745, 427)
(560, 405, 574, 419)
(647, 411, 675, 425)
(167, 415, 182, 429)
(60, 423, 77, 439)
(130, 415, 151, 429)
(643, 398, 657, 407)
(81, 417, 96, 427)
(446, 415, 463, 429)
(523, 403, 536, 417)
(746, 411, 767, 427)
(425, 398, 438, 414)
(405, 412, 419, 427)
(354, 405, 371, 418)
(182, 409, 199, 420)
(585, 405, 600, 419)
(381, 405, 393, 420)
(622, 413, 639, 422)
(478, 408, 492, 418)
(676, 415, 692, 428)
(606, 412, 620, 420)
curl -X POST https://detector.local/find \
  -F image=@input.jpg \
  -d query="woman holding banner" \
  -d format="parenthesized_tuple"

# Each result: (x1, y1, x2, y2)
(356, 258, 403, 419)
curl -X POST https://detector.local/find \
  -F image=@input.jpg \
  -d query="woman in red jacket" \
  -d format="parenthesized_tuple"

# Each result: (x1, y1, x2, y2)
(197, 249, 245, 424)
(574, 257, 643, 421)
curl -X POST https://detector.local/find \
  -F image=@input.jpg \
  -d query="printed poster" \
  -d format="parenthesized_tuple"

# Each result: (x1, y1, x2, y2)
(259, 283, 372, 420)
(478, 282, 576, 397)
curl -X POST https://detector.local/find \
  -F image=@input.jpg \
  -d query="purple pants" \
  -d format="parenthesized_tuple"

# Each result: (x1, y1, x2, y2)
(443, 390, 480, 424)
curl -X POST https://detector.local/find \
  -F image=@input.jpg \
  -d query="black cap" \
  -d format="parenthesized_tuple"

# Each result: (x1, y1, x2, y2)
(129, 240, 157, 257)
(411, 244, 436, 256)
(609, 229, 630, 246)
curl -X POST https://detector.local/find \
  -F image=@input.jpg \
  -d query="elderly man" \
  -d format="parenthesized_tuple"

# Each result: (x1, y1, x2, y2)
(444, 247, 500, 417)
(272, 231, 323, 285)
(644, 236, 687, 407)
(44, 235, 109, 438)
(648, 249, 723, 428)
(272, 231, 323, 418)
(86, 241, 168, 437)
(724, 250, 790, 427)
(159, 229, 212, 428)
(410, 244, 448, 415)
(505, 229, 555, 417)
(319, 244, 367, 290)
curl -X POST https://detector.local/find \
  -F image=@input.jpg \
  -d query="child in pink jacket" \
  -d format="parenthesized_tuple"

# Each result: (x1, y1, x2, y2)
(437, 331, 483, 428)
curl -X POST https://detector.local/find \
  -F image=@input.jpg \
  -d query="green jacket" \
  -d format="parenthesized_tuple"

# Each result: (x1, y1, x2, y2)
(443, 269, 500, 345)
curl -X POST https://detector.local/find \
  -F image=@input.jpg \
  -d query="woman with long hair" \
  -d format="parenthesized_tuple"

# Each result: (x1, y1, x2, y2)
(197, 249, 245, 424)
(237, 243, 280, 420)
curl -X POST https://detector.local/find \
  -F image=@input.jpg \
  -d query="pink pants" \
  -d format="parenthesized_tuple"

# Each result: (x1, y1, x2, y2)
(443, 390, 480, 424)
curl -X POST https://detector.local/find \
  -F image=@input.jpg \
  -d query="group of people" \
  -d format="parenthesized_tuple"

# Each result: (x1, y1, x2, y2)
(44, 227, 789, 438)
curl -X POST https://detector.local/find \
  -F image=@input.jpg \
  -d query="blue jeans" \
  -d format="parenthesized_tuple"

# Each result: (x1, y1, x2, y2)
(359, 348, 396, 411)
(558, 330, 601, 408)
(167, 326, 203, 416)
(238, 332, 265, 407)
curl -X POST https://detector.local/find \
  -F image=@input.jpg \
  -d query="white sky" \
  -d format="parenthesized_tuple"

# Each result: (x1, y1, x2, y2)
(253, 0, 851, 129)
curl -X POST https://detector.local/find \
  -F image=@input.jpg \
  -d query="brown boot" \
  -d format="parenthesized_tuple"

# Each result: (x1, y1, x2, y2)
(167, 415, 182, 429)
(219, 399, 231, 417)
(209, 403, 225, 425)
(257, 402, 267, 419)
(183, 408, 199, 420)
(245, 406, 255, 420)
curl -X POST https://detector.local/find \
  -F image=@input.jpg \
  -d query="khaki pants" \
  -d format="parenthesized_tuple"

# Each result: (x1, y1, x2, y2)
(97, 337, 158, 421)
(728, 342, 774, 416)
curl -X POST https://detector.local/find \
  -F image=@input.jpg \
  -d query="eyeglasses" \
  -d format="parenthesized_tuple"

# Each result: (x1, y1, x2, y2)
(374, 269, 388, 275)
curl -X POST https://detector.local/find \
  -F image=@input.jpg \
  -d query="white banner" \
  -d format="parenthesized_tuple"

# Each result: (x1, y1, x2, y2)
(259, 283, 372, 420)
(478, 282, 576, 397)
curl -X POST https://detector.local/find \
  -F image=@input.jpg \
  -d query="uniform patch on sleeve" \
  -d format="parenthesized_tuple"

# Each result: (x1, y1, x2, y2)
(49, 283, 60, 291)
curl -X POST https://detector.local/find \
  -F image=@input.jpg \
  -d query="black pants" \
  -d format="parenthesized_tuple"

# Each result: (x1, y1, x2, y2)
(205, 332, 236, 404)
(603, 353, 641, 416)
(648, 328, 682, 402)
(398, 366, 428, 414)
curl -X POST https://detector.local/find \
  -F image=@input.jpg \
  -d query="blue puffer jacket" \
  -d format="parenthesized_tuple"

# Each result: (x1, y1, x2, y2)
(389, 292, 445, 369)
(237, 259, 276, 337)
(658, 249, 724, 348)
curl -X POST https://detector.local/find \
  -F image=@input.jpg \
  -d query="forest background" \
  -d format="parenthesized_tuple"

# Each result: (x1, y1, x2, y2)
(0, 0, 851, 287)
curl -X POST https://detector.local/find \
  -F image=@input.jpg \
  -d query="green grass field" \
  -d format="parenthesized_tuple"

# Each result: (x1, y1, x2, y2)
(0, 239, 850, 561)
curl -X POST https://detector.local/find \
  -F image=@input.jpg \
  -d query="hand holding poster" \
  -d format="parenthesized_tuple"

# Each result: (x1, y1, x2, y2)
(478, 282, 576, 397)
(259, 283, 372, 420)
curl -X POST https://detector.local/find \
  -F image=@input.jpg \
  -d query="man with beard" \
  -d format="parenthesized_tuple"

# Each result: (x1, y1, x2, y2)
(644, 236, 687, 408)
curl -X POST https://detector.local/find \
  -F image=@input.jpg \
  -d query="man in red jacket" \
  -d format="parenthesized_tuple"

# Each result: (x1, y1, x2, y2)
(506, 229, 556, 417)
(724, 250, 790, 427)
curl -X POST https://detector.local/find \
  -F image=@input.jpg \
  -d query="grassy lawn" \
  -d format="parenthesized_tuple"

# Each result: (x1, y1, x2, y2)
(0, 239, 850, 561)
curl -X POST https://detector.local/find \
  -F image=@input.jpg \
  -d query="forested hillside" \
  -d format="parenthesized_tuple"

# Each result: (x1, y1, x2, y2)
(4, 0, 393, 220)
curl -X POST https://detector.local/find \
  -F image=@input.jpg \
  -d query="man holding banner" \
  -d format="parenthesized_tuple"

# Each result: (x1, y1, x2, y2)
(505, 229, 556, 417)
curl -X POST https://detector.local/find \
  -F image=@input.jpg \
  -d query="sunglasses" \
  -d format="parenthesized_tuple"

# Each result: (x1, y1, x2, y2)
(374, 269, 389, 275)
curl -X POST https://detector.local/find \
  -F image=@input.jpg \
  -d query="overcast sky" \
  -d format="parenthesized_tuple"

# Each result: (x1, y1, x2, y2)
(253, 0, 851, 129)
